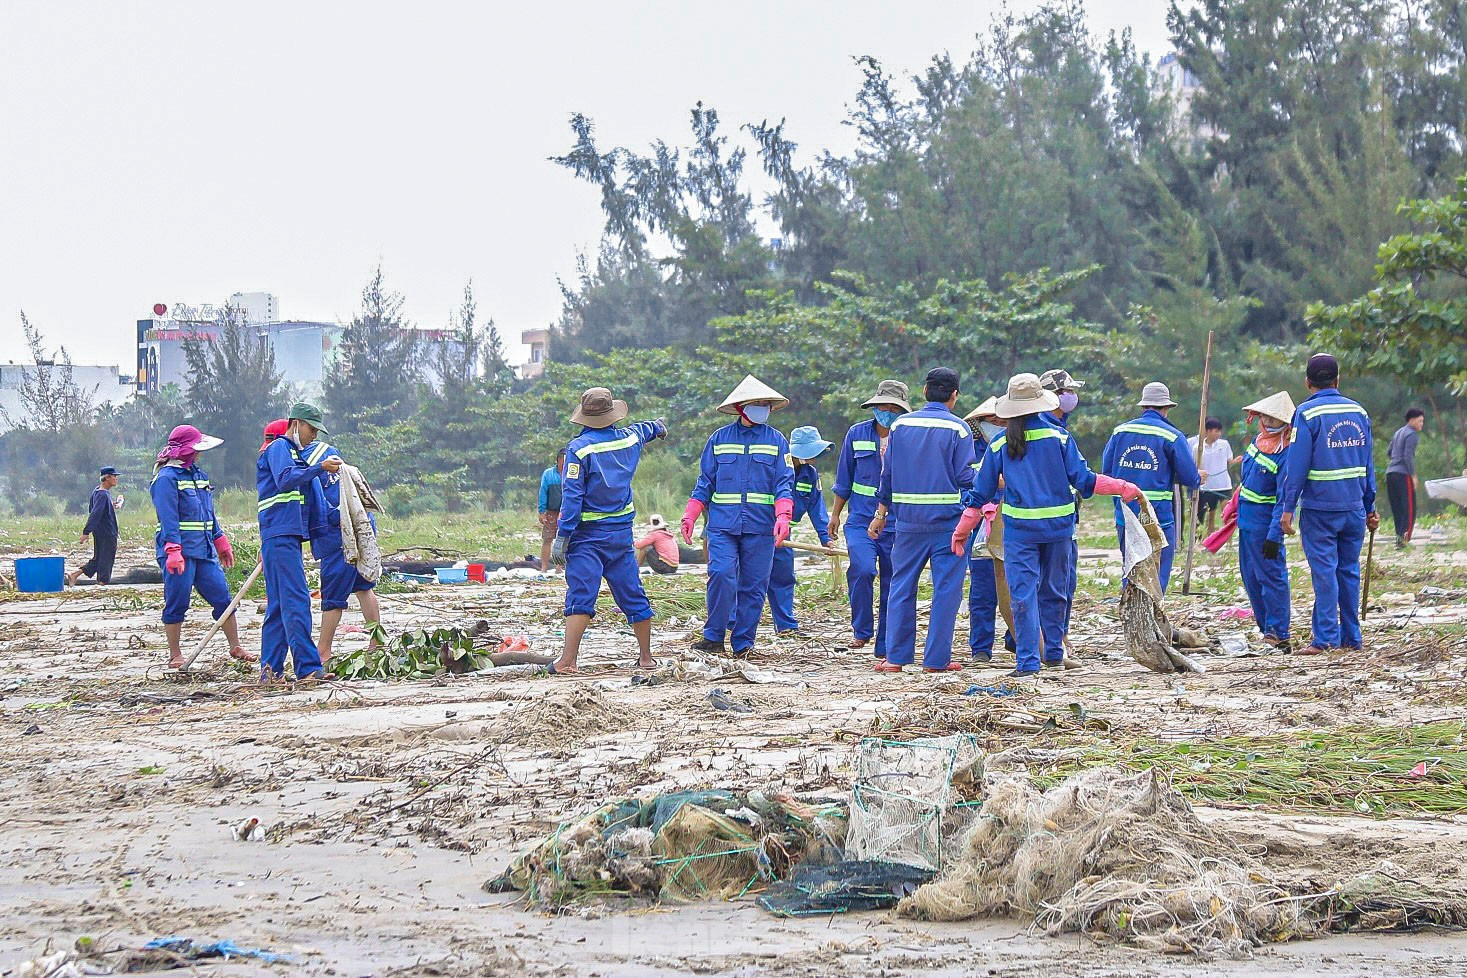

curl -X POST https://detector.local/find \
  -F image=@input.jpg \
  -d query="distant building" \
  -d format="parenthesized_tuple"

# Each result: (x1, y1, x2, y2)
(1155, 52, 1219, 145)
(520, 327, 549, 379)
(0, 362, 133, 433)
(228, 291, 279, 325)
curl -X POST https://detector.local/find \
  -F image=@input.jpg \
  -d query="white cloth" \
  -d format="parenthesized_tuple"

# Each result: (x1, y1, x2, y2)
(1188, 436, 1233, 491)
(338, 463, 382, 583)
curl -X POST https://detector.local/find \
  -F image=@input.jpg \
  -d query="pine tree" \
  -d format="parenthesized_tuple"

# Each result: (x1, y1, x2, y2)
(325, 265, 422, 433)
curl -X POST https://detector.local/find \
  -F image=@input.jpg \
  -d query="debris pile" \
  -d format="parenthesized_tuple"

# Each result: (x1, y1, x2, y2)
(899, 767, 1308, 957)
(486, 790, 846, 909)
(1119, 503, 1205, 673)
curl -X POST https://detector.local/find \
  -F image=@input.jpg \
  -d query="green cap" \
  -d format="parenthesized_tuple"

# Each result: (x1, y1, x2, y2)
(288, 400, 329, 434)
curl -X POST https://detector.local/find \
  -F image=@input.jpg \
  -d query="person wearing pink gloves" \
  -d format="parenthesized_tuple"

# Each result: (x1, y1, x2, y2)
(682, 375, 794, 658)
(965, 373, 1140, 677)
(149, 424, 249, 670)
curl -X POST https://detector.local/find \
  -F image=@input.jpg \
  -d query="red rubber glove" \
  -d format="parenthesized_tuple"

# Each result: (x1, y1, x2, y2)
(773, 498, 794, 545)
(980, 502, 999, 531)
(950, 507, 982, 556)
(164, 542, 186, 575)
(214, 534, 234, 569)
(681, 499, 706, 546)
(1093, 474, 1142, 502)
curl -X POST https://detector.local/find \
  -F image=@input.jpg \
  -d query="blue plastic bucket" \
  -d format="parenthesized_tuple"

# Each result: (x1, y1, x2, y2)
(15, 556, 65, 593)
(435, 567, 468, 584)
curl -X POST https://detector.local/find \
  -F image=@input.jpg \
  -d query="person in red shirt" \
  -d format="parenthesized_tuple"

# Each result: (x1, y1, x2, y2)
(635, 514, 680, 574)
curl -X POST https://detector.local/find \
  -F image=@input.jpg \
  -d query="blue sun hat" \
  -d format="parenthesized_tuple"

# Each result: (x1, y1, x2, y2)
(788, 425, 833, 460)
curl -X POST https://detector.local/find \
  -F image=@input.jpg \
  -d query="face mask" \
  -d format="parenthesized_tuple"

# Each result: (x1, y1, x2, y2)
(872, 409, 900, 429)
(1262, 422, 1286, 434)
(1058, 392, 1079, 414)
(742, 405, 771, 425)
(979, 421, 1004, 442)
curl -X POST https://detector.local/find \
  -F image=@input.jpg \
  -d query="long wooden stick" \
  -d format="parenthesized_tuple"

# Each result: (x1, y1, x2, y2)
(1181, 330, 1215, 595)
(1361, 528, 1377, 619)
(779, 539, 850, 559)
(180, 559, 263, 672)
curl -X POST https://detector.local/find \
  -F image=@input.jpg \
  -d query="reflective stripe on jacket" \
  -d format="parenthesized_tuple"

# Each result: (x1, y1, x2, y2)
(151, 462, 222, 561)
(558, 420, 664, 536)
(831, 418, 891, 527)
(970, 416, 1098, 544)
(876, 403, 976, 531)
(1281, 389, 1376, 514)
(257, 437, 327, 542)
(690, 421, 793, 533)
(1238, 440, 1287, 540)
(1101, 409, 1201, 524)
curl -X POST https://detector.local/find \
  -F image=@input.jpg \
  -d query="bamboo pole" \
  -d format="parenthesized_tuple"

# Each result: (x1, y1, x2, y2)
(179, 559, 263, 673)
(1181, 330, 1215, 595)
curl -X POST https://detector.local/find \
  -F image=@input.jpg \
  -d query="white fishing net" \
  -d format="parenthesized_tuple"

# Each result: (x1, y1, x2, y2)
(845, 735, 984, 871)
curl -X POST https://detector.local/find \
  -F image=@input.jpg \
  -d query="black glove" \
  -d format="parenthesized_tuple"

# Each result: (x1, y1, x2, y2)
(1262, 539, 1281, 560)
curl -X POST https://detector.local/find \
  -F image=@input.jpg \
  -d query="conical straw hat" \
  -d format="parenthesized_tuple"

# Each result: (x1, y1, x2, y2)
(717, 375, 790, 415)
(963, 395, 1000, 424)
(1242, 391, 1296, 423)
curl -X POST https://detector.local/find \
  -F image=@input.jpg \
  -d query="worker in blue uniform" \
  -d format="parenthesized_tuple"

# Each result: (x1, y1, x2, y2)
(1101, 382, 1201, 592)
(1235, 390, 1296, 650)
(1278, 354, 1379, 655)
(150, 425, 248, 670)
(962, 395, 1012, 664)
(1040, 369, 1085, 651)
(968, 374, 1140, 677)
(749, 425, 833, 634)
(683, 375, 794, 657)
(549, 387, 667, 673)
(257, 401, 338, 682)
(871, 367, 976, 674)
(828, 379, 910, 660)
(301, 434, 381, 666)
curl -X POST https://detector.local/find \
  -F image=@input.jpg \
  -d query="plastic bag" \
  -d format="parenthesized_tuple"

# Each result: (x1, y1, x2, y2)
(1120, 502, 1161, 579)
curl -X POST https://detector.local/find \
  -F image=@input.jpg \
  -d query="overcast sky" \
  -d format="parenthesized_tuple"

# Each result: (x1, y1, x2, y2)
(0, 0, 1175, 369)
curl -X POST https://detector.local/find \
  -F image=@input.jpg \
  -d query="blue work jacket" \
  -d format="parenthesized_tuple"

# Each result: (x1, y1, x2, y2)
(1281, 389, 1376, 515)
(832, 418, 894, 529)
(151, 462, 222, 561)
(876, 402, 976, 531)
(1101, 409, 1201, 524)
(257, 437, 328, 542)
(791, 461, 831, 546)
(970, 416, 1098, 544)
(690, 421, 793, 534)
(1238, 440, 1288, 541)
(558, 420, 665, 536)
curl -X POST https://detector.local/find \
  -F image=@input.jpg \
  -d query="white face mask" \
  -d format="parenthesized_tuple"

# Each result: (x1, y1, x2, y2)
(742, 404, 771, 425)
(1262, 422, 1286, 434)
(979, 421, 1004, 442)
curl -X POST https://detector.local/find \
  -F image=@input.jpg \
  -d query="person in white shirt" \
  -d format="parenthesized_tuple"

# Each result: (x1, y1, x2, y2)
(1188, 417, 1235, 533)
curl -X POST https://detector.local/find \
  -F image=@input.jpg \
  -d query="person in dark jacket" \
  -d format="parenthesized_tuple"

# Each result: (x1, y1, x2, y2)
(1386, 408, 1425, 547)
(68, 467, 121, 586)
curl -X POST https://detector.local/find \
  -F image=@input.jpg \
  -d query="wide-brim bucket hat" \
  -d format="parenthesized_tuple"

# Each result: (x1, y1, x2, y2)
(859, 379, 912, 413)
(788, 425, 834, 459)
(1138, 382, 1178, 408)
(995, 374, 1060, 419)
(1242, 391, 1296, 424)
(167, 424, 223, 453)
(718, 375, 789, 416)
(963, 395, 1001, 424)
(1039, 368, 1085, 392)
(570, 387, 629, 428)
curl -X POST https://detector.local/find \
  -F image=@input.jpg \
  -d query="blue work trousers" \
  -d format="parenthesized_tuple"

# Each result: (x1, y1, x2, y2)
(159, 556, 232, 625)
(885, 527, 966, 670)
(968, 555, 998, 657)
(1238, 527, 1291, 641)
(564, 522, 653, 623)
(261, 537, 323, 679)
(846, 525, 894, 658)
(1300, 508, 1365, 649)
(705, 529, 775, 651)
(738, 545, 798, 634)
(1006, 537, 1072, 673)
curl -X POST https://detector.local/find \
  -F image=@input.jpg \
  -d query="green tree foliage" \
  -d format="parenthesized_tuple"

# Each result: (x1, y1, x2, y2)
(325, 265, 422, 433)
(181, 304, 288, 488)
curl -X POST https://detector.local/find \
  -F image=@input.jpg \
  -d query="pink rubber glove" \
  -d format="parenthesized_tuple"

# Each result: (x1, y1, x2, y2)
(681, 499, 706, 546)
(214, 534, 234, 569)
(164, 542, 186, 575)
(1093, 474, 1142, 502)
(950, 507, 982, 556)
(773, 498, 794, 545)
(980, 502, 999, 531)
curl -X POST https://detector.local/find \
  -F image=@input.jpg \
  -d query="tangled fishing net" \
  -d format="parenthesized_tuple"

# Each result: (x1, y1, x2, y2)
(1120, 501, 1204, 673)
(898, 767, 1312, 957)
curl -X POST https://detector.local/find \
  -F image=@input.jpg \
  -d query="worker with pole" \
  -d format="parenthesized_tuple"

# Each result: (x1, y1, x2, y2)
(828, 380, 910, 660)
(682, 376, 794, 658)
(257, 401, 339, 682)
(150, 425, 250, 670)
(1277, 354, 1379, 655)
(1101, 382, 1201, 592)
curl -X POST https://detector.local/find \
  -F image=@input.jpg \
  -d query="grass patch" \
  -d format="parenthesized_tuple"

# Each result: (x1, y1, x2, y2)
(1041, 721, 1467, 818)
